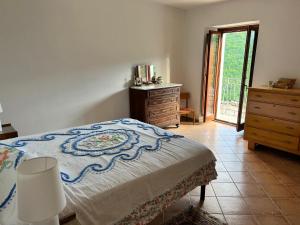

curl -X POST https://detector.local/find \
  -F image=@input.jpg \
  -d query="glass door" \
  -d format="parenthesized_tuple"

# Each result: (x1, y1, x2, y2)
(236, 26, 259, 131)
(215, 31, 247, 124)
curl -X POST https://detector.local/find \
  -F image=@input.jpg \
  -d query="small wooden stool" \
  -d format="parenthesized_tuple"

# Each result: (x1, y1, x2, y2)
(179, 92, 195, 125)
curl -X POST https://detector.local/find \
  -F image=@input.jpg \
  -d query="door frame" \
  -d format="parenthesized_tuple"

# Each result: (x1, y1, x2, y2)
(202, 30, 222, 123)
(218, 24, 259, 33)
(202, 24, 259, 129)
(236, 25, 259, 131)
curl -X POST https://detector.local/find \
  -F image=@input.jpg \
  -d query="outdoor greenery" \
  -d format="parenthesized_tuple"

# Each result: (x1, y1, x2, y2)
(221, 31, 254, 102)
(223, 32, 247, 80)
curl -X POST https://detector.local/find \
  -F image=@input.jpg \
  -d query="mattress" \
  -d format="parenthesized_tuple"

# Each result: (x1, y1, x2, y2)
(0, 118, 216, 225)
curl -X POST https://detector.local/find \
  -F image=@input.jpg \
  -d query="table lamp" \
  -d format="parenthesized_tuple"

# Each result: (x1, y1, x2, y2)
(17, 157, 66, 225)
(0, 103, 3, 132)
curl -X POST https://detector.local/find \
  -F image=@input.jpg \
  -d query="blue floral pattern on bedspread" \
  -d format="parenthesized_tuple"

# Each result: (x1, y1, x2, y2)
(0, 119, 183, 185)
(61, 129, 139, 157)
(0, 146, 25, 212)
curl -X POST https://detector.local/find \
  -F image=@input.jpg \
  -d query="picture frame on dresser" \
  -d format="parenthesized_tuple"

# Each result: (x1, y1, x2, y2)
(136, 65, 147, 82)
(136, 65, 155, 83)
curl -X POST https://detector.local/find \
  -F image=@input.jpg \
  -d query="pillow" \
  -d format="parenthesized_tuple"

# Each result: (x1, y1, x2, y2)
(0, 145, 27, 225)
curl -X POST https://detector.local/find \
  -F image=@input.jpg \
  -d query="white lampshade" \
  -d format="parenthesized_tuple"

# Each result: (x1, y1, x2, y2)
(17, 157, 66, 223)
(0, 103, 2, 113)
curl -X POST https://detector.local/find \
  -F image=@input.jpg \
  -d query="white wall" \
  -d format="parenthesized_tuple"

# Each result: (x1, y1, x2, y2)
(183, 0, 300, 119)
(0, 0, 184, 135)
(2, 0, 299, 134)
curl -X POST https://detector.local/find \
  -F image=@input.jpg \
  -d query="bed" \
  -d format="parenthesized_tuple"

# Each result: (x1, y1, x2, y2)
(0, 118, 217, 225)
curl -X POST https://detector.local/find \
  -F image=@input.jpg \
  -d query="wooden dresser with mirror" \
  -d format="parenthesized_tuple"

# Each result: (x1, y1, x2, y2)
(244, 87, 300, 155)
(130, 83, 182, 128)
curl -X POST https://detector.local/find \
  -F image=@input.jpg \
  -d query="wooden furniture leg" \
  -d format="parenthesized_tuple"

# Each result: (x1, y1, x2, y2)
(248, 141, 256, 150)
(60, 213, 76, 225)
(193, 112, 195, 125)
(200, 185, 206, 202)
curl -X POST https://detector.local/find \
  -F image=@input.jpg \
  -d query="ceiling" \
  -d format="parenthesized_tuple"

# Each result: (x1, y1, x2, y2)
(148, 0, 232, 9)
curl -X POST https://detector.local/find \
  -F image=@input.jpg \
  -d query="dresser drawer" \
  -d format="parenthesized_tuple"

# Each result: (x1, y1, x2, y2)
(249, 91, 300, 107)
(148, 87, 180, 98)
(148, 105, 178, 119)
(148, 95, 179, 106)
(246, 114, 300, 136)
(248, 101, 300, 122)
(149, 114, 179, 126)
(245, 127, 299, 152)
(152, 119, 180, 128)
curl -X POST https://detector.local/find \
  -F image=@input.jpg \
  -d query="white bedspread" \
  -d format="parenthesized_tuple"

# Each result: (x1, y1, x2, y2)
(0, 119, 215, 225)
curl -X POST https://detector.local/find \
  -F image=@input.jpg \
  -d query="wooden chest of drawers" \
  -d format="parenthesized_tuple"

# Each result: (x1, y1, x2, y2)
(244, 87, 300, 155)
(129, 84, 182, 127)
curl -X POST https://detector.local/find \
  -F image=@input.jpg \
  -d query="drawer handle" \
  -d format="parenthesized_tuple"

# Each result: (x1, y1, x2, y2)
(288, 112, 297, 116)
(291, 99, 299, 102)
(254, 106, 261, 109)
(255, 94, 263, 98)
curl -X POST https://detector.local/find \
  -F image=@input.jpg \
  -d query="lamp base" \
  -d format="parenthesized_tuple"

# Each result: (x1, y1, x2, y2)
(32, 215, 59, 225)
(0, 120, 2, 132)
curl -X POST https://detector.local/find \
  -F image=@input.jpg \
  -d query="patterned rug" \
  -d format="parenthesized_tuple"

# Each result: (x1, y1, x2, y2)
(165, 206, 227, 225)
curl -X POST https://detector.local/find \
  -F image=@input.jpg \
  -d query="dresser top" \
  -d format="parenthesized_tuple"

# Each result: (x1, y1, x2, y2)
(249, 86, 300, 96)
(130, 83, 183, 90)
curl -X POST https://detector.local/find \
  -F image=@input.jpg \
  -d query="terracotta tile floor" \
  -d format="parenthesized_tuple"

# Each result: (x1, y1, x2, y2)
(149, 121, 300, 225)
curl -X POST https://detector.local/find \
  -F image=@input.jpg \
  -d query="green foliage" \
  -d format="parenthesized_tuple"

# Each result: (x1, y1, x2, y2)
(221, 32, 254, 102)
(223, 32, 247, 80)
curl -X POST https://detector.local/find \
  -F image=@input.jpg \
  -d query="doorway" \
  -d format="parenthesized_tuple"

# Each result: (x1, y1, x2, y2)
(202, 25, 259, 131)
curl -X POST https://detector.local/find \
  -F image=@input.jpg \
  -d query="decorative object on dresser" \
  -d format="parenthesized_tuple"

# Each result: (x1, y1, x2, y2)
(244, 87, 300, 155)
(151, 75, 164, 84)
(130, 83, 182, 128)
(180, 92, 196, 125)
(272, 78, 296, 89)
(0, 123, 18, 140)
(0, 103, 2, 132)
(17, 157, 66, 225)
(135, 64, 155, 84)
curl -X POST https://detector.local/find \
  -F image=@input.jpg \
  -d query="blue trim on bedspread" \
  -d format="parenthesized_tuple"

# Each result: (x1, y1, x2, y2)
(0, 150, 24, 211)
(0, 119, 183, 184)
